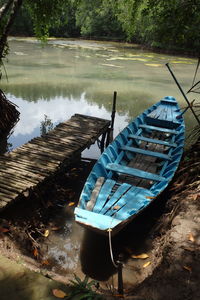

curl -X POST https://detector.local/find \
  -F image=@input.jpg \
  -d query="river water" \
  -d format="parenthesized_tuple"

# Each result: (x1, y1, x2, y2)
(1, 38, 198, 155)
(0, 38, 198, 289)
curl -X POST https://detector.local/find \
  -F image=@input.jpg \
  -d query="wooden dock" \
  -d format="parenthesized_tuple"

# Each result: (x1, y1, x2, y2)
(0, 114, 110, 210)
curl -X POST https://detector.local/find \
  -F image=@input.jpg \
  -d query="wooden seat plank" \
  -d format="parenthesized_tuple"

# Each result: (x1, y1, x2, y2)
(106, 163, 165, 182)
(121, 145, 172, 160)
(140, 124, 178, 134)
(128, 134, 177, 147)
(161, 99, 177, 105)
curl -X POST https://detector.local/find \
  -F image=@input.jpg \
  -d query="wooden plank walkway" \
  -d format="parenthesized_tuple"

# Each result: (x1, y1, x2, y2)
(0, 114, 110, 210)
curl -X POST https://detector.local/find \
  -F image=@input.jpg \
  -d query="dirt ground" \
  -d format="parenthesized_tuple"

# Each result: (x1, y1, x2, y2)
(0, 136, 199, 300)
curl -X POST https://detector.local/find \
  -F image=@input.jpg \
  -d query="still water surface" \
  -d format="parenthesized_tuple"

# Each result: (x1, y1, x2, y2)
(1, 38, 198, 287)
(1, 38, 197, 156)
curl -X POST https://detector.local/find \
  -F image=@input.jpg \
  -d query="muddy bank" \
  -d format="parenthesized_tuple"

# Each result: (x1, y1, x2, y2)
(126, 137, 200, 300)
(0, 136, 199, 299)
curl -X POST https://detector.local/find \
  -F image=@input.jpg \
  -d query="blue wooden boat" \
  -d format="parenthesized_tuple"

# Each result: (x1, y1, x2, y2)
(74, 96, 185, 235)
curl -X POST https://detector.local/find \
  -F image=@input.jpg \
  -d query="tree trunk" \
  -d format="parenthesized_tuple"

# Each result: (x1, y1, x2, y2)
(0, 0, 23, 60)
(0, 0, 14, 20)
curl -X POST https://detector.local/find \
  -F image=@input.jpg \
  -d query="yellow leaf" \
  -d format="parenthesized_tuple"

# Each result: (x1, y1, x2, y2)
(125, 247, 133, 254)
(146, 196, 155, 199)
(183, 265, 192, 272)
(143, 261, 151, 268)
(52, 289, 67, 298)
(132, 253, 149, 259)
(51, 226, 62, 231)
(113, 205, 120, 210)
(43, 229, 50, 237)
(0, 227, 10, 233)
(188, 233, 195, 242)
(33, 248, 39, 257)
(41, 259, 50, 265)
(192, 194, 199, 201)
(68, 202, 75, 207)
(183, 247, 195, 252)
(145, 63, 162, 67)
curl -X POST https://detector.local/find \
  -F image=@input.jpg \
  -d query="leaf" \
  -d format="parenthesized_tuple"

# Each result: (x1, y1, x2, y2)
(125, 247, 133, 254)
(0, 227, 10, 233)
(68, 202, 75, 207)
(143, 261, 151, 268)
(192, 194, 199, 201)
(113, 205, 120, 210)
(183, 265, 192, 272)
(23, 190, 29, 197)
(145, 63, 162, 67)
(51, 226, 62, 231)
(188, 233, 195, 242)
(183, 246, 195, 252)
(146, 196, 155, 199)
(41, 259, 50, 265)
(43, 229, 50, 237)
(132, 253, 149, 259)
(46, 201, 54, 208)
(33, 248, 39, 257)
(52, 289, 67, 298)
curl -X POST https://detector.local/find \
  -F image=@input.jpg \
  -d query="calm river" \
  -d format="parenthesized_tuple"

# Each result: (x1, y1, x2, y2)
(0, 38, 198, 289)
(1, 38, 198, 157)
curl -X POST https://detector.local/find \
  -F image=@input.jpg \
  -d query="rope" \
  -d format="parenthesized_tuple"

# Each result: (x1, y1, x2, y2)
(108, 228, 118, 269)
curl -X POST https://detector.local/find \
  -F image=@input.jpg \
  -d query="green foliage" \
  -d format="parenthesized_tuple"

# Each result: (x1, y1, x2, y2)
(114, 0, 144, 41)
(40, 114, 53, 136)
(25, 0, 70, 41)
(67, 274, 103, 300)
(10, 5, 33, 36)
(1, 0, 200, 56)
(75, 0, 123, 38)
(142, 0, 200, 51)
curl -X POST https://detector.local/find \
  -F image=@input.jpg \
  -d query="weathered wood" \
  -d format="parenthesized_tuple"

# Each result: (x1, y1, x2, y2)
(0, 114, 110, 210)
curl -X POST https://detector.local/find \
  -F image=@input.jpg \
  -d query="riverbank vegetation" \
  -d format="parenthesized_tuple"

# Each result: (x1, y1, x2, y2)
(1, 0, 200, 57)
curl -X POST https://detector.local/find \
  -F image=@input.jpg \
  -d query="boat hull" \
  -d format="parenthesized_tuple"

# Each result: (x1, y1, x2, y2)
(75, 96, 185, 235)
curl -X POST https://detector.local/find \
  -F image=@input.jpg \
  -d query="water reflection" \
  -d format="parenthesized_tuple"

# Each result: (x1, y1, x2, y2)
(1, 38, 198, 154)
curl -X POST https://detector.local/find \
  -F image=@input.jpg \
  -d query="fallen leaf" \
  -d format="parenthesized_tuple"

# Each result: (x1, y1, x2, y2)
(52, 289, 67, 298)
(70, 168, 77, 172)
(43, 229, 50, 237)
(33, 248, 39, 257)
(68, 202, 75, 207)
(46, 201, 54, 208)
(41, 259, 50, 265)
(192, 194, 199, 201)
(146, 196, 156, 199)
(0, 227, 10, 233)
(188, 233, 195, 242)
(51, 226, 62, 231)
(183, 265, 192, 272)
(23, 191, 29, 197)
(183, 247, 195, 252)
(143, 261, 151, 268)
(132, 253, 149, 259)
(113, 205, 120, 210)
(125, 247, 133, 254)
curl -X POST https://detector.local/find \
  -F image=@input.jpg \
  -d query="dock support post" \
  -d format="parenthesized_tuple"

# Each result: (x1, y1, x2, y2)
(106, 91, 117, 147)
(117, 253, 124, 296)
(100, 131, 107, 153)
